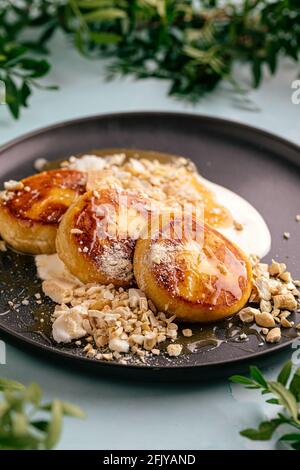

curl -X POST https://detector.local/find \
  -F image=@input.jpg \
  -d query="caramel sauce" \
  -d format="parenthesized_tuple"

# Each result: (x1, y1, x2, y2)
(4, 170, 86, 224)
(46, 149, 233, 229)
(188, 173, 232, 228)
(151, 218, 250, 309)
(72, 188, 151, 282)
(177, 245, 246, 306)
(73, 189, 151, 245)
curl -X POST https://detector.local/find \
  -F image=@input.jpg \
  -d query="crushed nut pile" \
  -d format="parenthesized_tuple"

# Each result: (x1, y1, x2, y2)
(38, 253, 300, 363)
(45, 273, 183, 363)
(238, 256, 300, 344)
(64, 154, 233, 229)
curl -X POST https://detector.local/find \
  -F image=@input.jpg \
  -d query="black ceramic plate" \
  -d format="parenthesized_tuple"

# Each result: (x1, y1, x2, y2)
(0, 112, 299, 381)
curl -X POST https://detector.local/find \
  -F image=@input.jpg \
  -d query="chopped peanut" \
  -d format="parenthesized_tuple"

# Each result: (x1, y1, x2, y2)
(255, 312, 275, 328)
(266, 328, 281, 343)
(273, 294, 297, 310)
(167, 344, 183, 357)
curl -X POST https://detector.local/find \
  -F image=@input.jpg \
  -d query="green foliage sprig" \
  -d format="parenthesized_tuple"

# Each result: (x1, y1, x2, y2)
(0, 376, 85, 450)
(230, 361, 300, 450)
(0, 1, 60, 118)
(0, 0, 300, 118)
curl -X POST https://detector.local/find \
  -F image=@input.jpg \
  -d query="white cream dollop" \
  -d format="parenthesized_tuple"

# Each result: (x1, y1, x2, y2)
(35, 253, 80, 283)
(199, 176, 271, 259)
(52, 305, 88, 343)
(35, 255, 87, 343)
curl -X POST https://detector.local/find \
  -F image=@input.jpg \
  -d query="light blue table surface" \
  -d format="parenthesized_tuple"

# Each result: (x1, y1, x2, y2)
(0, 33, 299, 450)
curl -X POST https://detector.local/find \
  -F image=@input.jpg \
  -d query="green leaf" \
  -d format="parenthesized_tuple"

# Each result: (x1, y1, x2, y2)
(77, 0, 116, 8)
(183, 46, 207, 61)
(157, 0, 166, 18)
(252, 59, 262, 88)
(291, 442, 300, 450)
(31, 420, 49, 432)
(266, 398, 280, 405)
(83, 8, 127, 22)
(277, 361, 292, 386)
(5, 45, 27, 60)
(0, 378, 24, 392)
(290, 368, 300, 401)
(229, 375, 255, 386)
(3, 390, 25, 411)
(41, 401, 84, 418)
(89, 31, 122, 45)
(241, 419, 282, 441)
(45, 400, 63, 450)
(0, 434, 41, 450)
(12, 412, 27, 436)
(39, 22, 57, 45)
(266, 43, 278, 75)
(280, 433, 300, 442)
(0, 401, 10, 418)
(3, 79, 20, 118)
(26, 383, 42, 406)
(268, 382, 299, 422)
(21, 41, 48, 55)
(39, 402, 53, 411)
(61, 401, 86, 418)
(19, 59, 50, 78)
(20, 82, 31, 107)
(75, 30, 85, 55)
(0, 374, 83, 449)
(249, 366, 268, 388)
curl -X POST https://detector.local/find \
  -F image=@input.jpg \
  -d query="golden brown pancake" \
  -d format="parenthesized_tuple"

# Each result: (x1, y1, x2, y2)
(134, 216, 252, 322)
(56, 188, 153, 286)
(0, 169, 86, 254)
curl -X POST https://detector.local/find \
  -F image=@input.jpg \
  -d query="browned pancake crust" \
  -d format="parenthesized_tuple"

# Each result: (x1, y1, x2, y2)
(134, 217, 252, 322)
(4, 170, 86, 224)
(0, 169, 86, 254)
(56, 188, 152, 286)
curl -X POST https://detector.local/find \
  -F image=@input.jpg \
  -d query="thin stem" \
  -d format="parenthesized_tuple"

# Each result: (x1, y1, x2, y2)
(69, 0, 90, 34)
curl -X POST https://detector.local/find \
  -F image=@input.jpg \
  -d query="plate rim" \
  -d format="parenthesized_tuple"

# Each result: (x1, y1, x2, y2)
(0, 318, 295, 371)
(1, 111, 300, 161)
(0, 111, 299, 372)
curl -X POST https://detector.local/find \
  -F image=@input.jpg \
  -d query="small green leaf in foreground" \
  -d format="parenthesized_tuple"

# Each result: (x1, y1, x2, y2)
(0, 377, 85, 450)
(231, 361, 300, 449)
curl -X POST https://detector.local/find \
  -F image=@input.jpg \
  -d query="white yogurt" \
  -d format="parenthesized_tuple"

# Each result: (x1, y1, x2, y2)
(200, 177, 271, 258)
